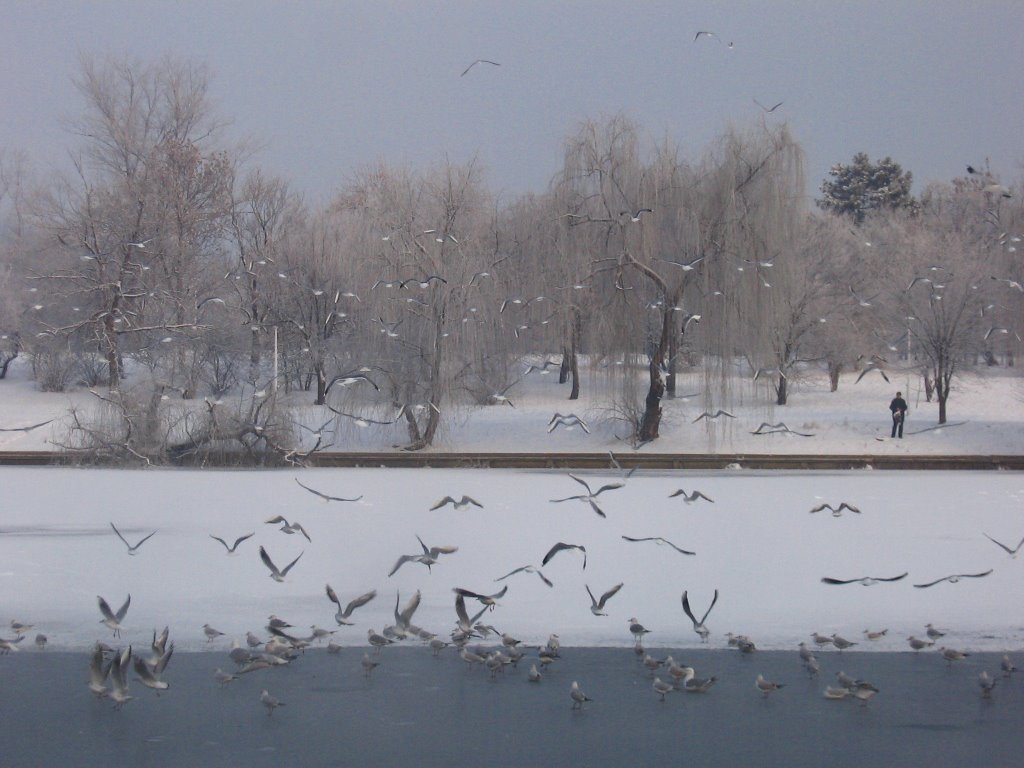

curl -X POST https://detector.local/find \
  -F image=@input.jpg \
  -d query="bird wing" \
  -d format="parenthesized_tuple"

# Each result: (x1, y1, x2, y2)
(537, 570, 554, 587)
(983, 533, 1020, 555)
(912, 575, 950, 588)
(210, 534, 230, 551)
(230, 533, 255, 551)
(264, 515, 288, 525)
(343, 590, 377, 616)
(837, 503, 861, 514)
(622, 536, 655, 543)
(291, 523, 312, 542)
(958, 569, 994, 579)
(821, 577, 858, 585)
(808, 503, 832, 514)
(495, 566, 529, 581)
(325, 584, 341, 607)
(876, 572, 909, 582)
(114, 594, 131, 621)
(429, 545, 459, 557)
(294, 478, 328, 500)
(692, 491, 714, 502)
(665, 539, 696, 556)
(398, 590, 421, 628)
(109, 522, 132, 549)
(259, 546, 280, 576)
(98, 596, 117, 622)
(585, 584, 598, 607)
(598, 583, 624, 608)
(587, 500, 607, 518)
(430, 497, 455, 511)
(567, 474, 593, 494)
(681, 591, 698, 627)
(701, 590, 719, 624)
(388, 554, 416, 577)
(153, 643, 174, 675)
(592, 482, 625, 496)
(462, 496, 483, 508)
(454, 593, 471, 628)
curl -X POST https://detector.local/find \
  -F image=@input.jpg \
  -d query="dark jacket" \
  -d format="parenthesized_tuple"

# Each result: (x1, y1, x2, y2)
(889, 397, 908, 416)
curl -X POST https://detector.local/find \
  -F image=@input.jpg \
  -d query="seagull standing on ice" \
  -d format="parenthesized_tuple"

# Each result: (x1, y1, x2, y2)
(570, 680, 593, 709)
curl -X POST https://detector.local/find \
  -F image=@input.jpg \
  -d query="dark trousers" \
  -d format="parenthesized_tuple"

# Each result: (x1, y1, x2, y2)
(891, 413, 904, 438)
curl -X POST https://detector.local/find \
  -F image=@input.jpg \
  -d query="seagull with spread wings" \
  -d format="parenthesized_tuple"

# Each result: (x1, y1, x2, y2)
(809, 502, 861, 516)
(620, 536, 695, 555)
(209, 532, 255, 554)
(542, 542, 587, 570)
(682, 590, 718, 642)
(430, 495, 483, 511)
(109, 523, 157, 556)
(550, 473, 624, 518)
(913, 569, 993, 588)
(494, 565, 554, 588)
(820, 572, 908, 586)
(586, 582, 624, 616)
(325, 585, 377, 625)
(294, 478, 363, 503)
(461, 59, 501, 76)
(669, 488, 714, 503)
(98, 594, 131, 638)
(692, 409, 735, 423)
(259, 546, 304, 582)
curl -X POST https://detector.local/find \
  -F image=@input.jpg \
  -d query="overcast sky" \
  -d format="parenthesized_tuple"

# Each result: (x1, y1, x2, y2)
(2, 1, 1022, 204)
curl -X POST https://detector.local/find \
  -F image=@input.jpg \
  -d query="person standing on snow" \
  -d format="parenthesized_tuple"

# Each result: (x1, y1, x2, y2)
(889, 391, 908, 438)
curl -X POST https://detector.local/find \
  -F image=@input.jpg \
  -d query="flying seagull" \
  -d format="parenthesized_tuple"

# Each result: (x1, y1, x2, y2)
(461, 59, 500, 76)
(692, 409, 735, 423)
(209, 532, 255, 554)
(265, 515, 312, 542)
(753, 98, 784, 113)
(548, 413, 590, 434)
(388, 535, 458, 576)
(430, 495, 483, 511)
(294, 478, 363, 503)
(620, 536, 695, 555)
(682, 589, 718, 642)
(550, 474, 624, 518)
(983, 532, 1024, 557)
(98, 594, 131, 638)
(585, 582, 623, 616)
(820, 572, 908, 586)
(542, 542, 587, 570)
(259, 545, 304, 582)
(453, 585, 508, 610)
(913, 569, 993, 588)
(669, 488, 714, 503)
(619, 208, 653, 222)
(809, 502, 861, 516)
(494, 565, 554, 588)
(694, 30, 733, 47)
(325, 585, 377, 625)
(109, 522, 157, 555)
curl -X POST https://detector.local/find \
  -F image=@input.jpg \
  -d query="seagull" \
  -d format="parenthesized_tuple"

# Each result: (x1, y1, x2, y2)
(809, 502, 861, 516)
(98, 595, 131, 638)
(755, 674, 784, 697)
(570, 680, 593, 710)
(453, 593, 491, 638)
(390, 534, 459, 577)
(658, 255, 705, 271)
(983, 532, 1024, 557)
(494, 565, 554, 588)
(752, 366, 787, 381)
(652, 677, 674, 701)
(620, 536, 695, 555)
(209, 532, 255, 554)
(619, 208, 653, 222)
(294, 478, 362, 503)
(831, 634, 857, 651)
(454, 586, 508, 610)
(913, 570, 993, 588)
(907, 636, 935, 651)
(854, 363, 890, 384)
(550, 474, 624, 518)
(811, 632, 834, 647)
(585, 583, 623, 616)
(109, 523, 157, 555)
(668, 489, 714, 503)
(133, 643, 173, 691)
(1000, 655, 1017, 677)
(265, 515, 312, 542)
(864, 629, 889, 640)
(362, 653, 380, 677)
(367, 628, 394, 653)
(214, 668, 237, 686)
(628, 618, 651, 643)
(260, 689, 284, 716)
(925, 624, 946, 640)
(430, 495, 483, 511)
(694, 30, 732, 47)
(977, 670, 997, 699)
(523, 359, 561, 376)
(820, 573, 907, 586)
(108, 647, 134, 709)
(940, 647, 969, 665)
(692, 409, 735, 423)
(393, 589, 422, 635)
(547, 413, 590, 434)
(460, 59, 501, 77)
(528, 664, 543, 682)
(682, 590, 719, 642)
(542, 542, 587, 570)
(326, 585, 377, 625)
(88, 644, 111, 697)
(258, 546, 304, 582)
(753, 98, 784, 113)
(823, 686, 852, 700)
(126, 238, 154, 249)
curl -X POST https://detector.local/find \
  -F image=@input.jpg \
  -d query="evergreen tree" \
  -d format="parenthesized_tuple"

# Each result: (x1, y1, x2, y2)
(817, 152, 916, 224)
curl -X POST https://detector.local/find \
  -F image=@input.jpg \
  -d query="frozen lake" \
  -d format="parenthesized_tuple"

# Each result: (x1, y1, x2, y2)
(0, 648, 1020, 768)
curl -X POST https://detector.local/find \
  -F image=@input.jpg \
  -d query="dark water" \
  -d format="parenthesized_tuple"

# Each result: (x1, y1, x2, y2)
(0, 647, 1020, 767)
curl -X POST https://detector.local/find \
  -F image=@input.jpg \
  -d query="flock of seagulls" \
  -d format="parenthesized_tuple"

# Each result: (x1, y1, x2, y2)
(1, 456, 1019, 724)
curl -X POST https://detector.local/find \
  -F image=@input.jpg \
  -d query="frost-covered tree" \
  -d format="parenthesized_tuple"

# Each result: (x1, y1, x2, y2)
(817, 152, 917, 225)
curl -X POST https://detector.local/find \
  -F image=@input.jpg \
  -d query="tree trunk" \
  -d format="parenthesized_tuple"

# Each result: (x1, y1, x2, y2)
(665, 314, 678, 398)
(568, 309, 581, 400)
(559, 344, 570, 384)
(315, 363, 327, 405)
(638, 359, 664, 441)
(923, 371, 934, 402)
(775, 374, 788, 406)
(827, 360, 841, 392)
(104, 314, 121, 391)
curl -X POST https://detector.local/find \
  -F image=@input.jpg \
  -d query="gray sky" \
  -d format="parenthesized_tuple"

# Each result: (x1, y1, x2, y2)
(2, 1, 1022, 204)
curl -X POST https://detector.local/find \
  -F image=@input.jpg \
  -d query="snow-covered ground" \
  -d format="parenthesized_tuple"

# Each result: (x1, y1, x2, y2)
(2, 464, 1022, 653)
(2, 357, 1024, 455)
(2, 360, 1022, 654)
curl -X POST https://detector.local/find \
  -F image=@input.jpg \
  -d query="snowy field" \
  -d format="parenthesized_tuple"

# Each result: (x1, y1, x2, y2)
(2, 358, 1024, 456)
(2, 464, 1022, 653)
